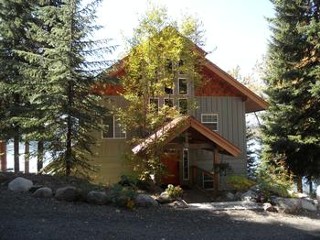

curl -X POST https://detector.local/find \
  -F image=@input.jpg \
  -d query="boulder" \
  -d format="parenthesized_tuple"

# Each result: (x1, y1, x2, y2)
(316, 185, 320, 203)
(170, 200, 188, 209)
(241, 190, 258, 202)
(135, 194, 158, 207)
(55, 186, 81, 202)
(225, 192, 235, 201)
(8, 177, 33, 193)
(33, 187, 53, 198)
(273, 197, 301, 214)
(301, 198, 317, 212)
(87, 191, 109, 205)
(156, 192, 172, 204)
(263, 202, 278, 213)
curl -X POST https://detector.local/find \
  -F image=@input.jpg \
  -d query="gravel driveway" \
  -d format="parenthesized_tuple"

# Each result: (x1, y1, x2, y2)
(0, 187, 319, 240)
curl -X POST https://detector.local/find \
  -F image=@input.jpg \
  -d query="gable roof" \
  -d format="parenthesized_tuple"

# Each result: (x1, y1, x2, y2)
(201, 60, 268, 113)
(132, 115, 241, 157)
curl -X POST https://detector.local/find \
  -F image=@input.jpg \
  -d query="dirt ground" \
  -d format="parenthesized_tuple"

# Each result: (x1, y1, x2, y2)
(0, 173, 319, 240)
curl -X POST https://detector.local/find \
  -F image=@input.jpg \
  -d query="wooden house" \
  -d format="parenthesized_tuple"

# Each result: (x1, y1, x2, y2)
(90, 45, 267, 193)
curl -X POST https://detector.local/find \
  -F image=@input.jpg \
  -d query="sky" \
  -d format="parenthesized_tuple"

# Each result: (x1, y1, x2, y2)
(96, 0, 275, 75)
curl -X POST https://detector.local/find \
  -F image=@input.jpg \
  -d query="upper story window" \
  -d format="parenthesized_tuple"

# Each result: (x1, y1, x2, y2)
(164, 98, 174, 108)
(164, 86, 173, 95)
(102, 115, 126, 139)
(178, 78, 188, 95)
(201, 113, 218, 131)
(178, 98, 188, 114)
(149, 98, 159, 112)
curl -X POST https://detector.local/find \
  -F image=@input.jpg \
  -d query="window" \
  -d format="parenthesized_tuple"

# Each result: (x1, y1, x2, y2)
(149, 98, 159, 112)
(178, 78, 188, 94)
(183, 148, 189, 180)
(202, 173, 214, 189)
(164, 98, 174, 107)
(102, 115, 126, 139)
(201, 113, 218, 131)
(165, 86, 173, 94)
(178, 99, 188, 114)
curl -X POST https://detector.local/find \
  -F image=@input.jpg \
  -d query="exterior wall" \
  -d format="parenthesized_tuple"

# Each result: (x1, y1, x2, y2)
(90, 96, 131, 185)
(192, 96, 247, 189)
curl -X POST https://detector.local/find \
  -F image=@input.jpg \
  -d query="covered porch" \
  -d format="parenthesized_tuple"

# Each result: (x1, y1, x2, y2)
(132, 116, 241, 195)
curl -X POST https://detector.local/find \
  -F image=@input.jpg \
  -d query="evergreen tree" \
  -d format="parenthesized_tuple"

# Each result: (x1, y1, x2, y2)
(0, 0, 36, 172)
(115, 4, 204, 181)
(263, 0, 320, 192)
(16, 0, 111, 177)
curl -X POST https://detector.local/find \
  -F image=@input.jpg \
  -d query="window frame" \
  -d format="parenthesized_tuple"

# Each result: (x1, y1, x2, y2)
(201, 113, 218, 131)
(178, 98, 188, 114)
(178, 78, 188, 95)
(183, 148, 189, 180)
(101, 115, 126, 139)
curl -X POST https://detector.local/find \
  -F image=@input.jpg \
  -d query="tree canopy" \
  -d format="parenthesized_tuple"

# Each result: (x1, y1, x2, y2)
(262, 0, 320, 191)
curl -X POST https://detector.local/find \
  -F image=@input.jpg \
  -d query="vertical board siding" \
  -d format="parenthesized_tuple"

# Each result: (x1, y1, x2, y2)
(194, 96, 247, 189)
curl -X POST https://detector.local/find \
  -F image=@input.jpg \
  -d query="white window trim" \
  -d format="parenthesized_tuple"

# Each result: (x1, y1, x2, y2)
(178, 78, 188, 95)
(101, 116, 126, 139)
(201, 113, 218, 131)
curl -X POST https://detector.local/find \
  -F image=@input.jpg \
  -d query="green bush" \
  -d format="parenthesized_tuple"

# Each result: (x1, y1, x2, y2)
(165, 184, 183, 199)
(256, 159, 293, 198)
(107, 184, 137, 209)
(226, 175, 256, 192)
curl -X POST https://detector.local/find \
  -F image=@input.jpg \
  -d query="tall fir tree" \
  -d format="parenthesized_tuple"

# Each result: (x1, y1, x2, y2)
(263, 0, 320, 192)
(0, 0, 36, 172)
(16, 0, 112, 177)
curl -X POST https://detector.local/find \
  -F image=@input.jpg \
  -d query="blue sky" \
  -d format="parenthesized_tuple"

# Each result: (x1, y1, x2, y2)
(96, 0, 275, 75)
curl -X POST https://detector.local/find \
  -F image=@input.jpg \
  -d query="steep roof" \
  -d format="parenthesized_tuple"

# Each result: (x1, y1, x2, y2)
(132, 115, 241, 157)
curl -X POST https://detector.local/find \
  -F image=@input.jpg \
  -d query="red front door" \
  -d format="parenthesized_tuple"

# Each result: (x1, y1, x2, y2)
(161, 151, 180, 185)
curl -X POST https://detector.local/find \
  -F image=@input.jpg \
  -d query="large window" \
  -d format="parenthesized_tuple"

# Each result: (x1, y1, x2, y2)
(178, 98, 188, 114)
(201, 113, 218, 131)
(102, 115, 126, 139)
(178, 78, 188, 95)
(183, 148, 189, 180)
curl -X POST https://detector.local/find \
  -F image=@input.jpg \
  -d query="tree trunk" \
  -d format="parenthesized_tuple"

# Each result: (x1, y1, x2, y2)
(296, 175, 303, 193)
(0, 140, 7, 171)
(14, 132, 20, 173)
(37, 141, 44, 172)
(24, 141, 30, 173)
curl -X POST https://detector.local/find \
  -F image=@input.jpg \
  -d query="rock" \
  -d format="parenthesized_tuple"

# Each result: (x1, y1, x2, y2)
(241, 190, 258, 202)
(301, 198, 317, 212)
(170, 200, 188, 208)
(316, 185, 320, 203)
(263, 202, 278, 213)
(87, 191, 109, 205)
(273, 197, 301, 214)
(33, 187, 53, 198)
(225, 192, 235, 201)
(135, 194, 158, 207)
(55, 186, 81, 202)
(8, 177, 33, 193)
(29, 185, 44, 193)
(156, 192, 172, 204)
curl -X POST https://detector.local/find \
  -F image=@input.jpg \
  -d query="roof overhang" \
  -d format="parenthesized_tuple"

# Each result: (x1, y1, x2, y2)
(132, 116, 241, 157)
(203, 60, 268, 113)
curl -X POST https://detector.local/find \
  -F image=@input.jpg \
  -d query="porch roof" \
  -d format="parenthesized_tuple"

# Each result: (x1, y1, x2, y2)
(132, 115, 241, 157)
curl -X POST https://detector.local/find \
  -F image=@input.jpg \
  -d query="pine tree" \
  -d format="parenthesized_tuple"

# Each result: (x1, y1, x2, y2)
(16, 0, 112, 178)
(263, 0, 320, 192)
(114, 4, 204, 181)
(0, 0, 36, 172)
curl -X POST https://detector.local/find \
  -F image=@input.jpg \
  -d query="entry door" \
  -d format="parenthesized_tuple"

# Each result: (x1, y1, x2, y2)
(161, 150, 180, 185)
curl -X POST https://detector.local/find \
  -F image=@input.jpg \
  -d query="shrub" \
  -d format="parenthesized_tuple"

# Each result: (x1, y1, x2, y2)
(165, 184, 183, 199)
(107, 184, 137, 209)
(256, 159, 294, 198)
(226, 175, 256, 192)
